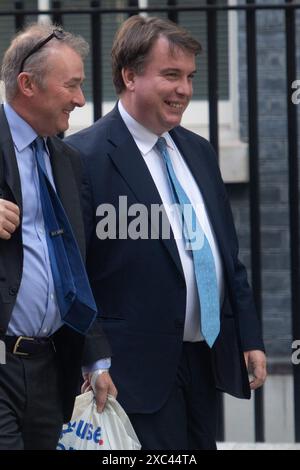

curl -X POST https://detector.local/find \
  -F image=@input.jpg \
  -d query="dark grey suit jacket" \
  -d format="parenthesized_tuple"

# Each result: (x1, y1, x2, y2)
(0, 105, 111, 421)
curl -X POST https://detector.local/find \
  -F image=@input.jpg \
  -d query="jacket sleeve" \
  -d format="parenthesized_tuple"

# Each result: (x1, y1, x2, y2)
(62, 140, 113, 365)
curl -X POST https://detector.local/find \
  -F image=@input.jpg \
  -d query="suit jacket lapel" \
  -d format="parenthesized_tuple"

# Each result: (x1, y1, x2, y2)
(107, 108, 184, 278)
(47, 137, 86, 260)
(0, 105, 22, 209)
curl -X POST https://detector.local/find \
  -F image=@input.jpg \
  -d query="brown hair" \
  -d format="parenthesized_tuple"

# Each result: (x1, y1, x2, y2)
(111, 15, 202, 95)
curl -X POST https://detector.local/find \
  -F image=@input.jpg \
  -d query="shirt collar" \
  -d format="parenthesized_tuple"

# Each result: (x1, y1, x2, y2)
(118, 100, 174, 155)
(3, 102, 38, 153)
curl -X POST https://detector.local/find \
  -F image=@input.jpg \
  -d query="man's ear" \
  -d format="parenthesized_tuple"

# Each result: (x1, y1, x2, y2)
(121, 68, 136, 92)
(17, 72, 35, 97)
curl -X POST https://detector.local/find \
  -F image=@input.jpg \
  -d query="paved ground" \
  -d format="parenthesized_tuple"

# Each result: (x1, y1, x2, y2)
(217, 443, 300, 450)
(223, 374, 295, 443)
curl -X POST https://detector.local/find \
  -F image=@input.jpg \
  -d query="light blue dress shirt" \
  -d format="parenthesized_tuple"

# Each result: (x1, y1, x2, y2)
(5, 103, 62, 337)
(4, 104, 111, 370)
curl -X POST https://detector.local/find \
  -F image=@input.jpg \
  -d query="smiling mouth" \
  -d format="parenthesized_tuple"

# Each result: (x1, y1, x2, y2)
(165, 100, 185, 110)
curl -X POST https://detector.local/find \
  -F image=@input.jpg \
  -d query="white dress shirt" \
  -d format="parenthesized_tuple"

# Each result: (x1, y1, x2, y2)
(119, 100, 224, 342)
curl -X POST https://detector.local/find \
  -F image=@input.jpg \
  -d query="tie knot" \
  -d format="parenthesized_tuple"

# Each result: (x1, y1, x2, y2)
(33, 136, 48, 174)
(156, 137, 168, 154)
(33, 136, 45, 153)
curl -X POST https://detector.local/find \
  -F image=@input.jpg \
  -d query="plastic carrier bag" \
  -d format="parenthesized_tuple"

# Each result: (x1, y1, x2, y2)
(57, 391, 141, 450)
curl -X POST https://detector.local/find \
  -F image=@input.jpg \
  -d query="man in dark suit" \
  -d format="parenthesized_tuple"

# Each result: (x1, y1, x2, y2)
(66, 16, 267, 450)
(0, 23, 116, 450)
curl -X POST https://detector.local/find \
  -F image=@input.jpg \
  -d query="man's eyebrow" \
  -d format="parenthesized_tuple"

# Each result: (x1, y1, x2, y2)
(65, 77, 85, 84)
(161, 68, 180, 72)
(160, 68, 197, 74)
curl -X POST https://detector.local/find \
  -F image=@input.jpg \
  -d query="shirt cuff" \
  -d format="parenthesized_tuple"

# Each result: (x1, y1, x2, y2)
(82, 357, 111, 374)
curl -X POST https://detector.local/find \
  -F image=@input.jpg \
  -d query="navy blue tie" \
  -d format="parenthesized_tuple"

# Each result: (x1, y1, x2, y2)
(156, 137, 220, 347)
(33, 136, 97, 334)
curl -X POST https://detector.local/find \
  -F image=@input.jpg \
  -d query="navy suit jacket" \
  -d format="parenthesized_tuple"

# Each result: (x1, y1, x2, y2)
(66, 105, 265, 414)
(0, 105, 111, 421)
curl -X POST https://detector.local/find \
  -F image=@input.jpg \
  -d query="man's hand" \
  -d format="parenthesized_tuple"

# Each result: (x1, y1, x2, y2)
(244, 350, 267, 390)
(0, 199, 20, 240)
(81, 370, 118, 413)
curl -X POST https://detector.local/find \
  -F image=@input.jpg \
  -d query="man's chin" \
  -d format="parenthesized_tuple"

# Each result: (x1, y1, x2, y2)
(165, 118, 182, 130)
(57, 123, 69, 135)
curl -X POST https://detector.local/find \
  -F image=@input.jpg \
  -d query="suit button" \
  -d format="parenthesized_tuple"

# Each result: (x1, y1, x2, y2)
(9, 286, 18, 296)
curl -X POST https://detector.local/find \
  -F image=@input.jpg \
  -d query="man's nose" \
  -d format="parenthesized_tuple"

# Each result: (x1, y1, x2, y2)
(73, 87, 86, 107)
(176, 78, 193, 97)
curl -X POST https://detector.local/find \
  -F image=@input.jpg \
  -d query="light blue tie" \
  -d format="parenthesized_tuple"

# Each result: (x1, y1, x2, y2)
(156, 137, 220, 347)
(33, 136, 98, 334)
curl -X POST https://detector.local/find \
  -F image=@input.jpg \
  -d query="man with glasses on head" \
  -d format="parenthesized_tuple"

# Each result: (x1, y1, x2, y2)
(0, 23, 116, 450)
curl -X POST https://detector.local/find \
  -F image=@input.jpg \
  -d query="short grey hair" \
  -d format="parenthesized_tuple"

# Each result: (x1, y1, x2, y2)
(1, 22, 89, 102)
